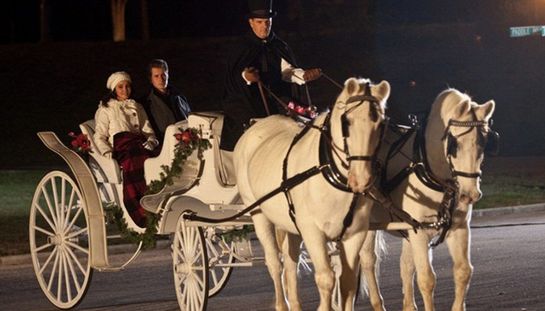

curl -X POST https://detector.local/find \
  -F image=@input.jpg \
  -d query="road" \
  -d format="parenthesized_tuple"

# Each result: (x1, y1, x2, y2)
(1, 210, 544, 311)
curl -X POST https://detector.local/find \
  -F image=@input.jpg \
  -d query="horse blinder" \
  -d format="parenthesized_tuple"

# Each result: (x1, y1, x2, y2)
(341, 113, 350, 137)
(484, 130, 500, 156)
(446, 133, 458, 158)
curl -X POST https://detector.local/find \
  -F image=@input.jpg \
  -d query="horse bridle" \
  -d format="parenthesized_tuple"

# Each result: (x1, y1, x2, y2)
(442, 116, 499, 179)
(337, 83, 386, 167)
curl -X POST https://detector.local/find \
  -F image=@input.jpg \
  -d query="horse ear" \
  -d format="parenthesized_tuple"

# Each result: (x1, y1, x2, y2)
(474, 100, 495, 122)
(343, 78, 360, 95)
(374, 80, 391, 102)
(452, 99, 471, 118)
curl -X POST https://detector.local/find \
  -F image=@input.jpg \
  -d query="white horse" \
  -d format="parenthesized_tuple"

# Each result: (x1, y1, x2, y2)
(234, 78, 390, 311)
(359, 88, 496, 311)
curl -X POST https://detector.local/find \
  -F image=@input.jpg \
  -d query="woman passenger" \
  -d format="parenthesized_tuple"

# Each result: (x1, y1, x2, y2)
(94, 71, 158, 227)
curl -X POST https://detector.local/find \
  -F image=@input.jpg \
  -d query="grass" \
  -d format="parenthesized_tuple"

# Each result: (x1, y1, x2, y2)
(0, 170, 49, 256)
(477, 175, 545, 209)
(1, 161, 544, 256)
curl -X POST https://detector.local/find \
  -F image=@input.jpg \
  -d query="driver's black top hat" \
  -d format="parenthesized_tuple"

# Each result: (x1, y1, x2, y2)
(247, 0, 276, 18)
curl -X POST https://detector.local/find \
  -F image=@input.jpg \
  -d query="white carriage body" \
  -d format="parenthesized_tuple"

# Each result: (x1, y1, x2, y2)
(79, 112, 248, 236)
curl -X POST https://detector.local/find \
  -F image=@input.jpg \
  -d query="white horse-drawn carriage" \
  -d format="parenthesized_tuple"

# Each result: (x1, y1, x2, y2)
(30, 77, 499, 311)
(30, 111, 267, 310)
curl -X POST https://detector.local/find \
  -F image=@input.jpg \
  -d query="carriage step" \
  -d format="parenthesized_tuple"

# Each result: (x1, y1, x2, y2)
(209, 203, 246, 211)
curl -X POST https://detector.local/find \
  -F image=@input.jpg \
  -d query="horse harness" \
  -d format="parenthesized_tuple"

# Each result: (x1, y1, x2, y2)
(281, 83, 386, 241)
(184, 84, 385, 242)
(379, 112, 499, 247)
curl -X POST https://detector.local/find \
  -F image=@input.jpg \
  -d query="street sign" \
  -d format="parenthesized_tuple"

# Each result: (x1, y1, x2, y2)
(509, 25, 545, 37)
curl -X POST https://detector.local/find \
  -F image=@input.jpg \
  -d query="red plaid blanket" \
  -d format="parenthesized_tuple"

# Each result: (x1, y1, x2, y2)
(113, 132, 156, 227)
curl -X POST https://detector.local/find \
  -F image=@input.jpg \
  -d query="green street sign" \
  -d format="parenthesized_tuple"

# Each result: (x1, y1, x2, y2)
(509, 26, 545, 37)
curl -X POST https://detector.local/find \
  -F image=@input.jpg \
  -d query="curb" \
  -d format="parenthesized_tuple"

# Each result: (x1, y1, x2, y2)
(2, 203, 545, 267)
(472, 202, 545, 217)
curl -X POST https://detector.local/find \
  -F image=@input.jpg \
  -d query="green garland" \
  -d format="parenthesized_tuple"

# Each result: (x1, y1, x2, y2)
(147, 127, 212, 195)
(103, 202, 160, 249)
(102, 127, 211, 249)
(220, 225, 255, 243)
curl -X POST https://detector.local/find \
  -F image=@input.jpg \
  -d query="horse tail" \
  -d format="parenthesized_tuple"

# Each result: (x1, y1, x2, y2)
(359, 230, 387, 306)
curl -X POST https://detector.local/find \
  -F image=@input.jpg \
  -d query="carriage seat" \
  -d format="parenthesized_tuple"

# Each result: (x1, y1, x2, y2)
(79, 120, 122, 184)
(144, 120, 197, 185)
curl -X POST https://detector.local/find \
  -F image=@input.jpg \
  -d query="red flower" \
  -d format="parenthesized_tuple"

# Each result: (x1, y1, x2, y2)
(180, 130, 192, 144)
(68, 132, 92, 154)
(175, 130, 194, 145)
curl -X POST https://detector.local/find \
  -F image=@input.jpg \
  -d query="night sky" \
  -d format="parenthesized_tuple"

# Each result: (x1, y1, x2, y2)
(3, 1, 262, 43)
(1, 0, 545, 168)
(5, 0, 535, 43)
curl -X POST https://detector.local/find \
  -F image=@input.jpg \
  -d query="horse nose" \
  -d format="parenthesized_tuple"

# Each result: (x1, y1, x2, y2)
(348, 171, 372, 193)
(461, 189, 482, 204)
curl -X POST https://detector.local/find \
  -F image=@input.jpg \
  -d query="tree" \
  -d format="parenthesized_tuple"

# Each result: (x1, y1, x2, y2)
(111, 0, 128, 42)
(140, 0, 150, 40)
(40, 0, 50, 42)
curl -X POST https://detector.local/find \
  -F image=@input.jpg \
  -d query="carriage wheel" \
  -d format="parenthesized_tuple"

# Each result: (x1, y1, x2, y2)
(172, 216, 209, 311)
(204, 228, 234, 297)
(29, 171, 93, 309)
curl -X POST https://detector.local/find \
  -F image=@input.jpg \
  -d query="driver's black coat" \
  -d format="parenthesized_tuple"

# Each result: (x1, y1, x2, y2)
(220, 31, 301, 151)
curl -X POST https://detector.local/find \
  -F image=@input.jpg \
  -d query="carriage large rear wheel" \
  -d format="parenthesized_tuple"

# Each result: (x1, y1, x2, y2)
(29, 171, 93, 309)
(173, 216, 209, 311)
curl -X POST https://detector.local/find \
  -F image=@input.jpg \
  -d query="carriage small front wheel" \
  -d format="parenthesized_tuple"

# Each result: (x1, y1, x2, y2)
(204, 227, 235, 297)
(29, 171, 93, 309)
(172, 215, 209, 311)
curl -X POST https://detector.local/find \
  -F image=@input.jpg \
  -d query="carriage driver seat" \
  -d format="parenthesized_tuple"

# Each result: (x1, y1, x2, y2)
(209, 114, 236, 186)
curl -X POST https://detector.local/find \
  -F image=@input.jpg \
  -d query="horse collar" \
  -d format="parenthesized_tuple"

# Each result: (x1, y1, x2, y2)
(319, 126, 352, 192)
(414, 125, 447, 192)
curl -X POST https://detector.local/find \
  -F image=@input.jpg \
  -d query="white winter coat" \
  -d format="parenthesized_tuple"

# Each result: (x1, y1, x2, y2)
(94, 98, 157, 156)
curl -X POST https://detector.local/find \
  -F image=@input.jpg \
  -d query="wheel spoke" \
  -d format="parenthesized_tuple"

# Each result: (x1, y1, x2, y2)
(35, 242, 54, 253)
(33, 224, 55, 238)
(65, 241, 89, 255)
(210, 269, 218, 286)
(61, 250, 72, 302)
(41, 187, 59, 229)
(39, 247, 58, 275)
(64, 188, 76, 230)
(207, 238, 220, 258)
(65, 204, 84, 235)
(56, 249, 64, 301)
(177, 229, 187, 257)
(189, 283, 196, 311)
(47, 249, 61, 291)
(194, 272, 205, 288)
(59, 178, 66, 232)
(65, 227, 88, 240)
(51, 177, 61, 231)
(65, 248, 82, 292)
(182, 227, 192, 259)
(65, 246, 87, 276)
(35, 203, 56, 233)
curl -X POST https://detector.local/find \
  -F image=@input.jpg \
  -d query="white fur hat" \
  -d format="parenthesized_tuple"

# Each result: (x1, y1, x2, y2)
(106, 71, 131, 91)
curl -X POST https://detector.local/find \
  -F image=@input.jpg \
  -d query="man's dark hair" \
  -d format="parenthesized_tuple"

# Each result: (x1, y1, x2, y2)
(148, 59, 169, 75)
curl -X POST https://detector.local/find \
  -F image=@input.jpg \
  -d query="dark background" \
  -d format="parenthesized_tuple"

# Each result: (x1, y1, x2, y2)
(1, 0, 544, 168)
